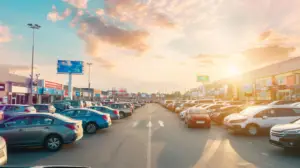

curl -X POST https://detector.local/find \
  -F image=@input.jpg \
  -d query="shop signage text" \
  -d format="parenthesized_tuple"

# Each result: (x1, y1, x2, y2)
(45, 81, 63, 90)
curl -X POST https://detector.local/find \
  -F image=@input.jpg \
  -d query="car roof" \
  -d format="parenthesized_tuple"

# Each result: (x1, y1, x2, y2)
(266, 105, 300, 108)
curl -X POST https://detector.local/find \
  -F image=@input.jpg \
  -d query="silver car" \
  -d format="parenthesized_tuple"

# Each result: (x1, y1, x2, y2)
(0, 113, 83, 151)
(108, 103, 133, 119)
(0, 136, 7, 166)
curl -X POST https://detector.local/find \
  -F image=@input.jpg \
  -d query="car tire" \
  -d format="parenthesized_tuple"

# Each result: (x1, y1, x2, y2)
(85, 122, 97, 134)
(246, 124, 259, 136)
(44, 134, 63, 152)
(119, 112, 125, 119)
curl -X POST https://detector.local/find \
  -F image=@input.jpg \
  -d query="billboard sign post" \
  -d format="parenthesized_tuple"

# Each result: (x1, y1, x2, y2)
(57, 60, 84, 100)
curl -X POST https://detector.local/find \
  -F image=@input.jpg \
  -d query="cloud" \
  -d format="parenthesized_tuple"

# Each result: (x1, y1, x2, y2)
(0, 24, 11, 43)
(104, 0, 176, 29)
(63, 0, 88, 9)
(77, 15, 149, 56)
(92, 57, 115, 69)
(47, 5, 71, 22)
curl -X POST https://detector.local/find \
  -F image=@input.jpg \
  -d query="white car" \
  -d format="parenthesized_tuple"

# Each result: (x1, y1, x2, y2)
(0, 136, 7, 166)
(224, 105, 300, 136)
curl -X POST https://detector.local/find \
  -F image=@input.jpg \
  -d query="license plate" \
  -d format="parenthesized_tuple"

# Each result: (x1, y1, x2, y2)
(196, 121, 205, 124)
(270, 135, 280, 142)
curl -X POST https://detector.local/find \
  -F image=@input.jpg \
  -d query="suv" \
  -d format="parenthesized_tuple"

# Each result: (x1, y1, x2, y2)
(224, 105, 300, 136)
(108, 103, 132, 118)
(0, 104, 36, 119)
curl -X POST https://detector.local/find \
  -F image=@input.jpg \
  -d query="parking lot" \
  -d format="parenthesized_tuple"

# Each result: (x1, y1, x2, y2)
(5, 103, 300, 168)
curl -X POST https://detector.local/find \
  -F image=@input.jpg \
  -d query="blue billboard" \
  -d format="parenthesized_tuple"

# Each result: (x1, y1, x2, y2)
(57, 60, 84, 74)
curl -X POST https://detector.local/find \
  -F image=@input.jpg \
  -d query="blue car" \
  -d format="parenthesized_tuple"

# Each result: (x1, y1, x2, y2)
(89, 106, 120, 120)
(58, 108, 111, 134)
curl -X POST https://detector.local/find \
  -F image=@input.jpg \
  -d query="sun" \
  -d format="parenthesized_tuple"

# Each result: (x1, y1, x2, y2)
(226, 65, 240, 76)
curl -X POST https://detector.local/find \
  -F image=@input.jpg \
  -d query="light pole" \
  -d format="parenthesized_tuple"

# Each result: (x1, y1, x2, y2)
(27, 23, 41, 105)
(87, 62, 92, 101)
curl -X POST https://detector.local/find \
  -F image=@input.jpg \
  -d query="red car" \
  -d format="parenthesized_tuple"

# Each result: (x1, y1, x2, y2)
(185, 108, 211, 128)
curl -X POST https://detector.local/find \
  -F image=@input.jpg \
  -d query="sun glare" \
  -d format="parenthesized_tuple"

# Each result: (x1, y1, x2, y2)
(226, 65, 240, 76)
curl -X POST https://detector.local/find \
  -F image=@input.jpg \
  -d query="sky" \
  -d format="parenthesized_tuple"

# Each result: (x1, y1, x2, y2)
(1, 0, 300, 93)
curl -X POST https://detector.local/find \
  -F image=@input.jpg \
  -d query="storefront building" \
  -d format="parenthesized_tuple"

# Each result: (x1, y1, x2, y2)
(0, 82, 8, 104)
(39, 80, 64, 103)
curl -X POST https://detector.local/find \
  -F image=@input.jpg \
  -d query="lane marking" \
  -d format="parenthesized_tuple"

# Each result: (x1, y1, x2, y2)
(132, 121, 139, 127)
(261, 152, 269, 156)
(147, 116, 152, 168)
(158, 120, 164, 127)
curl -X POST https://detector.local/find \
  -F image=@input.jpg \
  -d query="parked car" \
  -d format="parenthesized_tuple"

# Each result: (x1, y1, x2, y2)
(268, 100, 297, 105)
(210, 105, 243, 124)
(34, 104, 56, 113)
(58, 108, 111, 134)
(0, 113, 83, 151)
(133, 102, 141, 109)
(0, 136, 7, 166)
(175, 103, 195, 113)
(52, 102, 73, 113)
(89, 106, 120, 120)
(0, 104, 36, 119)
(108, 103, 132, 118)
(205, 104, 225, 113)
(54, 100, 84, 108)
(224, 105, 300, 136)
(269, 118, 300, 150)
(185, 108, 211, 128)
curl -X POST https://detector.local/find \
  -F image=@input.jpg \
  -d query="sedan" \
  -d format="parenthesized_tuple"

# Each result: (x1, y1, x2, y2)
(89, 106, 120, 120)
(185, 108, 211, 128)
(58, 108, 112, 134)
(0, 113, 83, 151)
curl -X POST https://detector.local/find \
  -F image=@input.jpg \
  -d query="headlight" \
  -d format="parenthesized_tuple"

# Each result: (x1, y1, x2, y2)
(229, 119, 247, 123)
(284, 129, 300, 134)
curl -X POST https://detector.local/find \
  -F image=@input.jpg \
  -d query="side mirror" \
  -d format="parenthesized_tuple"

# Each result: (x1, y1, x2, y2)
(262, 116, 268, 119)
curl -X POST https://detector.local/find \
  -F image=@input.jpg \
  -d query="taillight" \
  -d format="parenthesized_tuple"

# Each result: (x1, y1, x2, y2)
(25, 108, 31, 112)
(113, 110, 119, 115)
(65, 124, 76, 130)
(102, 115, 108, 121)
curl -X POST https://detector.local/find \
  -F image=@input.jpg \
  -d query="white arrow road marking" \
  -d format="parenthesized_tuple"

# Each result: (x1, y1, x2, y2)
(147, 120, 152, 128)
(147, 116, 152, 168)
(132, 121, 139, 127)
(158, 120, 164, 127)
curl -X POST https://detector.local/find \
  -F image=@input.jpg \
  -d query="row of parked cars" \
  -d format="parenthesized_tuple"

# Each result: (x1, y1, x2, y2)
(0, 100, 146, 165)
(161, 99, 300, 150)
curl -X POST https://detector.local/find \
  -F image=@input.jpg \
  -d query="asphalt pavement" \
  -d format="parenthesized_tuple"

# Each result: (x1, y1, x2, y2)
(6, 103, 300, 168)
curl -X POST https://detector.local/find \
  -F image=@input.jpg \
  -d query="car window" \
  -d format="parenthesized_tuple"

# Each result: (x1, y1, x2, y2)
(39, 105, 49, 111)
(4, 117, 30, 127)
(14, 106, 23, 112)
(273, 108, 296, 117)
(4, 105, 15, 112)
(62, 110, 75, 117)
(254, 109, 276, 118)
(30, 116, 54, 125)
(74, 110, 91, 117)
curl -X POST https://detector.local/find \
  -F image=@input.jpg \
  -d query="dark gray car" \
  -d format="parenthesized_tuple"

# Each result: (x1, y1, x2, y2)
(0, 113, 83, 151)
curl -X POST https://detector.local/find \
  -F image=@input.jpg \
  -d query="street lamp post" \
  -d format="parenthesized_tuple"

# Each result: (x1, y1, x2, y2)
(87, 62, 92, 101)
(27, 23, 41, 105)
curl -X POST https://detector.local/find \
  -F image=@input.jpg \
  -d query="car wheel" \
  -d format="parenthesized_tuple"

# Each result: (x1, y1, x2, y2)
(85, 122, 97, 134)
(44, 134, 63, 152)
(119, 112, 125, 119)
(246, 124, 259, 136)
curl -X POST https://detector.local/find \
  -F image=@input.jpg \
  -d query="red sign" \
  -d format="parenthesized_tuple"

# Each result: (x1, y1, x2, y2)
(45, 81, 63, 90)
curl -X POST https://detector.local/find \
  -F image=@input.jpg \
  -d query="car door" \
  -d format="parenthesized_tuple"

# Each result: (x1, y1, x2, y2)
(72, 110, 92, 126)
(253, 109, 277, 129)
(25, 116, 55, 145)
(0, 116, 30, 145)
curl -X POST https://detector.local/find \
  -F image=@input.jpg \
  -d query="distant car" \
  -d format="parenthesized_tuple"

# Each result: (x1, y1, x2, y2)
(54, 100, 84, 108)
(0, 136, 7, 166)
(89, 106, 120, 120)
(133, 103, 141, 109)
(185, 108, 211, 128)
(0, 104, 36, 119)
(34, 104, 56, 113)
(108, 103, 132, 119)
(210, 105, 243, 124)
(0, 113, 83, 151)
(52, 102, 73, 113)
(58, 108, 112, 134)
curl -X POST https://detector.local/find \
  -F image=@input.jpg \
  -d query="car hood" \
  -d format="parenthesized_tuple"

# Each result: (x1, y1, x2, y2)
(272, 124, 300, 132)
(225, 113, 245, 121)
